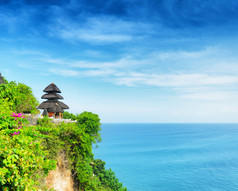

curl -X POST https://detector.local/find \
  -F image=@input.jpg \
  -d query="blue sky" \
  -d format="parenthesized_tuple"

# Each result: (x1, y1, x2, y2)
(1, 0, 238, 123)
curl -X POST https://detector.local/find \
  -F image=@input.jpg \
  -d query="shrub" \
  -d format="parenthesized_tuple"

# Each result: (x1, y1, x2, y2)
(62, 111, 78, 120)
(0, 111, 56, 190)
(0, 81, 39, 114)
(93, 159, 127, 191)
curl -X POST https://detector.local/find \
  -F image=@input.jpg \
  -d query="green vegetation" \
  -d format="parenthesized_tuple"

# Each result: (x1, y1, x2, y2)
(0, 77, 127, 191)
(62, 111, 78, 120)
(0, 98, 56, 190)
(62, 112, 127, 191)
(93, 159, 126, 191)
(0, 80, 39, 114)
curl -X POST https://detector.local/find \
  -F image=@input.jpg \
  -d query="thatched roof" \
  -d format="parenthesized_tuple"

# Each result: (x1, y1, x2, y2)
(43, 83, 61, 93)
(38, 83, 69, 113)
(37, 100, 69, 110)
(48, 106, 64, 113)
(41, 93, 63, 100)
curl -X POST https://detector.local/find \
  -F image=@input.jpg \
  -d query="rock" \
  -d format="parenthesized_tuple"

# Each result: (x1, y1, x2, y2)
(0, 73, 5, 84)
(45, 152, 78, 191)
(25, 114, 38, 126)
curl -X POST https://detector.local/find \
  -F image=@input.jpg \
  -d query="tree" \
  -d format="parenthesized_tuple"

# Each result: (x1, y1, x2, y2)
(0, 80, 39, 114)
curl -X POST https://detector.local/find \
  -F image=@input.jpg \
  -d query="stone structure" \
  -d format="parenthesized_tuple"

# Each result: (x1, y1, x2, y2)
(0, 73, 5, 84)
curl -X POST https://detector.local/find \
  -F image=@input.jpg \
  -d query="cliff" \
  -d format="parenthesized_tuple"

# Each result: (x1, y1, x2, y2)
(0, 76, 127, 191)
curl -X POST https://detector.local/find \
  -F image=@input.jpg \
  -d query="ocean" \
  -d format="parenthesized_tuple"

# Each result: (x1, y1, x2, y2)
(93, 123, 238, 191)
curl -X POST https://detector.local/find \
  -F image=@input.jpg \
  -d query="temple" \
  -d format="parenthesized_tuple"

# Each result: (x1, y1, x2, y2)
(37, 83, 69, 118)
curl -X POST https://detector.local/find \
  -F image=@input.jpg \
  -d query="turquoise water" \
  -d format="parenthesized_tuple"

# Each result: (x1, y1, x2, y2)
(93, 124, 238, 191)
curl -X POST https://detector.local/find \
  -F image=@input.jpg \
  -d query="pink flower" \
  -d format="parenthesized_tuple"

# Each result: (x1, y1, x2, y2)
(15, 118, 17, 120)
(12, 131, 20, 135)
(2, 117, 4, 119)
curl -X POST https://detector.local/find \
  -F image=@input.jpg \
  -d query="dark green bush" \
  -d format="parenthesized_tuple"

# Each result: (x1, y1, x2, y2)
(93, 159, 127, 191)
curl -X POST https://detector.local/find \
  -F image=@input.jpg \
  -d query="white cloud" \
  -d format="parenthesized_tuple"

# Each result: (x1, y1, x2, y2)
(181, 91, 238, 100)
(49, 68, 79, 77)
(51, 16, 150, 44)
(83, 69, 117, 77)
(112, 73, 238, 87)
(16, 47, 238, 94)
(152, 47, 219, 60)
(84, 50, 106, 58)
(62, 31, 132, 43)
(0, 6, 40, 33)
(0, 13, 18, 32)
(41, 58, 66, 65)
(13, 49, 49, 57)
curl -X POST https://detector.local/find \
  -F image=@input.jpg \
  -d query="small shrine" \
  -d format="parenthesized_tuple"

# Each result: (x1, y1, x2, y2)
(37, 83, 69, 118)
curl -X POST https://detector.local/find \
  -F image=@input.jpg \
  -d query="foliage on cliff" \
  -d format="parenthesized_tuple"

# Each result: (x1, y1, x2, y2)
(63, 112, 127, 191)
(0, 77, 126, 191)
(0, 99, 56, 190)
(0, 80, 39, 114)
(39, 112, 127, 190)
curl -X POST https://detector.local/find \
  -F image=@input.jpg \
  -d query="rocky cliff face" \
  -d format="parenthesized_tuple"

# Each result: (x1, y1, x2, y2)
(25, 114, 38, 125)
(45, 152, 78, 191)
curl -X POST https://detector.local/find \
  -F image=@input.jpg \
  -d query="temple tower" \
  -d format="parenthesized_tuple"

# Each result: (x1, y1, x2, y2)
(37, 83, 69, 118)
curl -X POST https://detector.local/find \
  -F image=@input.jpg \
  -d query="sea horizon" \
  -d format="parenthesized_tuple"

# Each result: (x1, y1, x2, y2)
(102, 122, 238, 124)
(94, 123, 238, 191)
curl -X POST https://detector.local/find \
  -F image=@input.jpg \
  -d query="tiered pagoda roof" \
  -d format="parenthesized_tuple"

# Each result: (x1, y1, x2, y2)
(41, 93, 63, 100)
(43, 83, 61, 93)
(37, 83, 69, 114)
